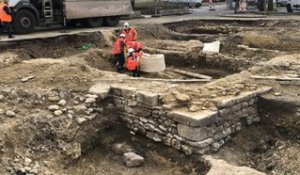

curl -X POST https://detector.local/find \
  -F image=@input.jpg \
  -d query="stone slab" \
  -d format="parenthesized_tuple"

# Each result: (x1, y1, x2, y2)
(217, 87, 272, 109)
(123, 152, 144, 168)
(110, 85, 137, 97)
(203, 41, 220, 53)
(205, 156, 266, 175)
(89, 83, 111, 99)
(171, 110, 218, 127)
(177, 124, 208, 141)
(136, 91, 159, 107)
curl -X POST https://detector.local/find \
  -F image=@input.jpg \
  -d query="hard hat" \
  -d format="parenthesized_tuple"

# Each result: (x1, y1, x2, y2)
(124, 22, 130, 28)
(128, 48, 135, 53)
(119, 34, 125, 38)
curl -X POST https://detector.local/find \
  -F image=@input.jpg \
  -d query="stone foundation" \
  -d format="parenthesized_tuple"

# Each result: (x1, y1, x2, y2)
(111, 85, 272, 155)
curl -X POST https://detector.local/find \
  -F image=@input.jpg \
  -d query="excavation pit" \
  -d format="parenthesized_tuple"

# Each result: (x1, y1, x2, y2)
(1, 19, 300, 175)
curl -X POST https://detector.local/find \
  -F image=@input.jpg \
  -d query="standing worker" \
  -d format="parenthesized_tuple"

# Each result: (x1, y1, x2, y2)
(126, 48, 140, 77)
(0, 0, 14, 39)
(113, 34, 126, 73)
(122, 22, 138, 42)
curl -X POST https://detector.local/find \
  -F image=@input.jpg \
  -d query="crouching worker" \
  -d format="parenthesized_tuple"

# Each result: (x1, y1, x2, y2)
(126, 40, 144, 59)
(113, 34, 126, 73)
(126, 48, 140, 77)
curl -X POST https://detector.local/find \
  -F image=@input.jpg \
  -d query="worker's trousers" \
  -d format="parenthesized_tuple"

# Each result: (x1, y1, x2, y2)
(115, 53, 125, 73)
(132, 68, 140, 77)
(0, 22, 13, 38)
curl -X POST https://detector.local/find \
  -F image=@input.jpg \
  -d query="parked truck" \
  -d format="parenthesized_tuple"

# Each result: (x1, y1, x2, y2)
(9, 0, 133, 34)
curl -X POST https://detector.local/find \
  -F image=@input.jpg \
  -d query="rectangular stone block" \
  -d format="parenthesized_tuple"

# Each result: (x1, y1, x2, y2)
(218, 97, 237, 109)
(171, 110, 218, 127)
(177, 124, 208, 141)
(136, 91, 159, 107)
(121, 87, 137, 97)
(187, 138, 214, 149)
(218, 92, 257, 109)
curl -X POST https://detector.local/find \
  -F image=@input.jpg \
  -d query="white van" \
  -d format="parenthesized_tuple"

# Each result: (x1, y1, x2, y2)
(286, 0, 300, 12)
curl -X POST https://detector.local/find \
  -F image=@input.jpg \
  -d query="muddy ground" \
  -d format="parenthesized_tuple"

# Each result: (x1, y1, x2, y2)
(0, 19, 300, 175)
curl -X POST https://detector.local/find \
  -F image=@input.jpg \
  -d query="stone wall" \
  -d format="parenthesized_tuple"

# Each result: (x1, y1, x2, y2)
(110, 85, 272, 155)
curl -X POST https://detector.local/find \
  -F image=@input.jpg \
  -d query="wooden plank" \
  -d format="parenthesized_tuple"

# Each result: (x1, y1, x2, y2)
(251, 75, 300, 81)
(168, 68, 213, 80)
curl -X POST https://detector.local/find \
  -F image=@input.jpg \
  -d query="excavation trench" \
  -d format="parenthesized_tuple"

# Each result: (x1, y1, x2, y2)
(1, 20, 300, 175)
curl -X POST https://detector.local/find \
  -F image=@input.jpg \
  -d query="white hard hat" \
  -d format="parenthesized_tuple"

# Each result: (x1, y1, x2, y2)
(128, 48, 135, 53)
(119, 34, 125, 38)
(124, 22, 130, 28)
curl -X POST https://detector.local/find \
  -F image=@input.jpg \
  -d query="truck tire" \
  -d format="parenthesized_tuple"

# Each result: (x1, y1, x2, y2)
(257, 0, 265, 11)
(85, 18, 103, 27)
(195, 3, 202, 8)
(67, 20, 79, 27)
(104, 16, 120, 27)
(287, 4, 293, 12)
(13, 10, 36, 34)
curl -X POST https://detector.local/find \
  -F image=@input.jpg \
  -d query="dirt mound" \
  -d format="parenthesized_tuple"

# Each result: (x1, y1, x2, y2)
(144, 39, 203, 52)
(242, 32, 280, 49)
(0, 52, 20, 68)
(137, 24, 174, 40)
(242, 31, 300, 52)
(0, 58, 103, 91)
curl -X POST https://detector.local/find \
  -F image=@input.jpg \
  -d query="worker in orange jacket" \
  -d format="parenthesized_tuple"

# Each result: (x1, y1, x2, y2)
(113, 34, 126, 72)
(126, 48, 140, 77)
(122, 22, 138, 42)
(0, 0, 14, 38)
(126, 41, 144, 52)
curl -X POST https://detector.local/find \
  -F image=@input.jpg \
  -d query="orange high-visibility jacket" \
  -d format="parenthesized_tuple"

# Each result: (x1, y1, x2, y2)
(113, 38, 125, 55)
(0, 3, 12, 22)
(122, 27, 138, 42)
(135, 51, 143, 61)
(126, 55, 138, 71)
(126, 41, 144, 51)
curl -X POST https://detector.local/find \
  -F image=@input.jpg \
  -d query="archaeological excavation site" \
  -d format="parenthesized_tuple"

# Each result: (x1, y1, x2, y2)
(0, 19, 299, 175)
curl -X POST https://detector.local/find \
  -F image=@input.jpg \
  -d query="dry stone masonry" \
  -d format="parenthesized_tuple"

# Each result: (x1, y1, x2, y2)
(109, 84, 272, 155)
